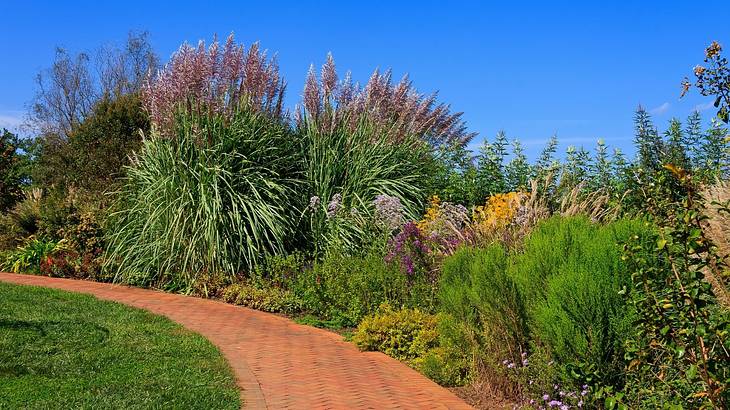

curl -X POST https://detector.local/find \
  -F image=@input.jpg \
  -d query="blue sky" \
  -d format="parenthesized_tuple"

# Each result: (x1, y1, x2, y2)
(1, 1, 728, 159)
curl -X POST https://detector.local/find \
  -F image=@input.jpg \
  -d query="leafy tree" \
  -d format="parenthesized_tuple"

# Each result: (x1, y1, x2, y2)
(702, 119, 729, 178)
(591, 139, 612, 191)
(684, 111, 703, 169)
(534, 135, 559, 177)
(504, 139, 531, 191)
(32, 93, 149, 195)
(0, 129, 30, 211)
(475, 131, 509, 198)
(634, 107, 664, 173)
(664, 118, 690, 170)
(610, 148, 629, 195)
(29, 31, 157, 139)
(561, 145, 591, 190)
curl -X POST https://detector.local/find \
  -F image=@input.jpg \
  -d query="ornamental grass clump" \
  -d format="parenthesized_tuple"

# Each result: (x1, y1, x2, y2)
(299, 116, 427, 255)
(299, 54, 475, 148)
(142, 34, 286, 136)
(105, 108, 302, 290)
(297, 54, 477, 255)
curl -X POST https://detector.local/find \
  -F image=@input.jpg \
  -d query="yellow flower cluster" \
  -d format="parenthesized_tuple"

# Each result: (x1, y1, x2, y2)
(472, 192, 524, 230)
(417, 195, 442, 231)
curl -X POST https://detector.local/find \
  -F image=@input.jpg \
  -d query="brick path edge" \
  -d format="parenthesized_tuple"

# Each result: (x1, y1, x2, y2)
(0, 273, 472, 410)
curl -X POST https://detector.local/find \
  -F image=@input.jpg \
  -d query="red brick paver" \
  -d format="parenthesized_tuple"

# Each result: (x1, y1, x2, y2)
(0, 273, 471, 409)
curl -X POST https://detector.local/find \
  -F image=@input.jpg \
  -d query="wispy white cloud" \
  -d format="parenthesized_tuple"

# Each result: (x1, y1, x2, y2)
(649, 102, 670, 115)
(0, 111, 24, 130)
(693, 101, 715, 112)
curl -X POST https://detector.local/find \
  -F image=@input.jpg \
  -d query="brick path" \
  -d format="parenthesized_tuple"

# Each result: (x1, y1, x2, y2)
(0, 273, 471, 409)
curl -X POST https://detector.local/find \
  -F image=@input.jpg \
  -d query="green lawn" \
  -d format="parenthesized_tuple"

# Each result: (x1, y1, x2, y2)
(0, 282, 240, 409)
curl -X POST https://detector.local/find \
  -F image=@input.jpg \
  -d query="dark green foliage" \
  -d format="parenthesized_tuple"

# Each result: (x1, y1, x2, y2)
(591, 139, 612, 191)
(634, 107, 665, 174)
(67, 93, 148, 192)
(559, 145, 592, 193)
(475, 131, 509, 199)
(0, 282, 239, 409)
(616, 171, 730, 408)
(684, 110, 704, 168)
(31, 93, 149, 196)
(105, 108, 302, 290)
(0, 129, 29, 211)
(293, 250, 438, 327)
(703, 120, 729, 178)
(664, 118, 690, 171)
(505, 139, 531, 191)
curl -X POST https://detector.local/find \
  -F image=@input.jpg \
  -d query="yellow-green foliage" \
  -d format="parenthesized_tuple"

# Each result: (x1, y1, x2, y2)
(352, 304, 469, 386)
(220, 283, 301, 314)
(352, 304, 439, 362)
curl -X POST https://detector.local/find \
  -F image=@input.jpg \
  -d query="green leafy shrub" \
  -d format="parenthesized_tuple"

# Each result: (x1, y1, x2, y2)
(252, 252, 308, 289)
(418, 315, 471, 386)
(105, 108, 302, 290)
(292, 250, 438, 327)
(441, 244, 527, 362)
(439, 244, 528, 395)
(612, 168, 730, 408)
(219, 282, 301, 314)
(31, 94, 149, 196)
(352, 305, 469, 387)
(0, 128, 29, 212)
(437, 216, 651, 402)
(352, 304, 439, 361)
(510, 216, 651, 386)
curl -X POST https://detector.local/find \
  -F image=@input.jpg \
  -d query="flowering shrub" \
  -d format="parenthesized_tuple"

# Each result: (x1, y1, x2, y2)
(1, 238, 63, 274)
(386, 222, 434, 279)
(472, 192, 524, 230)
(415, 195, 468, 254)
(373, 194, 404, 231)
(500, 351, 591, 409)
(417, 195, 469, 233)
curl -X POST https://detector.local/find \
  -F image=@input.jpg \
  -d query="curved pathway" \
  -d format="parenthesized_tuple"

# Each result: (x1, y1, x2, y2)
(0, 273, 471, 409)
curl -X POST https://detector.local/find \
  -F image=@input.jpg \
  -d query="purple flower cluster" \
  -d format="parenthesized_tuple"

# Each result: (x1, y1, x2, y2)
(373, 194, 404, 230)
(502, 354, 588, 409)
(535, 384, 587, 409)
(386, 222, 431, 277)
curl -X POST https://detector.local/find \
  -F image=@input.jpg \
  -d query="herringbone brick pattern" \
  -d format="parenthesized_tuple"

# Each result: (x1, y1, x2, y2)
(0, 273, 472, 409)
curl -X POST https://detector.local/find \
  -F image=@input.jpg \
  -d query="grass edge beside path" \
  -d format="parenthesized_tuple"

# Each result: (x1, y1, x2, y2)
(0, 281, 241, 410)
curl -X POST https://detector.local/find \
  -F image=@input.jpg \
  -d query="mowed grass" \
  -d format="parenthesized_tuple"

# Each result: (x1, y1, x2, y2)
(0, 282, 240, 409)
